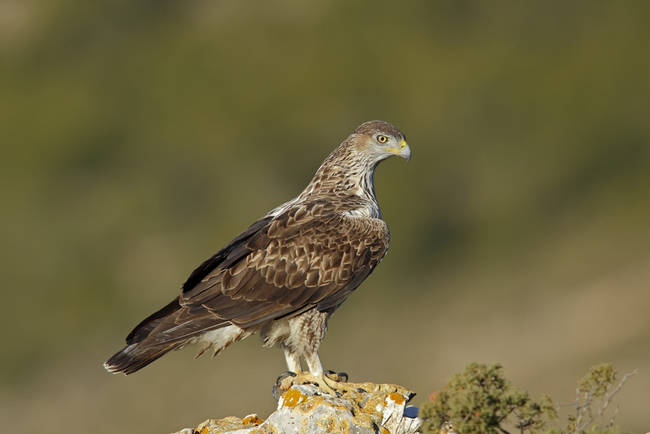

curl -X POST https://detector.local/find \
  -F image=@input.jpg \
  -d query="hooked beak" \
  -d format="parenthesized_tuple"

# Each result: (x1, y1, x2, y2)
(388, 138, 411, 161)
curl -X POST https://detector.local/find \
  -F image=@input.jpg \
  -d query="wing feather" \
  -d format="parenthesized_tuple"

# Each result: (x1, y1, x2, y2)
(181, 216, 273, 293)
(144, 200, 388, 345)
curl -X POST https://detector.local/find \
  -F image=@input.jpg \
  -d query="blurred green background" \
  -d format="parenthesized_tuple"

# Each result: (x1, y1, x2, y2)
(1, 1, 649, 432)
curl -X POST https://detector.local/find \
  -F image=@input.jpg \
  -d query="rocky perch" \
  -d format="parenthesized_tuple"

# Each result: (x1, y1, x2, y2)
(174, 380, 421, 434)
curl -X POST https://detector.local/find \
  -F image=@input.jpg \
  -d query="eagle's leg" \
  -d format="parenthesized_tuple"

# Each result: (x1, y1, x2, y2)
(306, 351, 348, 383)
(305, 351, 323, 376)
(272, 346, 302, 400)
(273, 311, 353, 396)
(271, 351, 352, 398)
(283, 346, 302, 373)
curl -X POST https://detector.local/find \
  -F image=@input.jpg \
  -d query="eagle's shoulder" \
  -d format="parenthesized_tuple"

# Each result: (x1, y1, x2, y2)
(181, 215, 273, 293)
(177, 198, 389, 326)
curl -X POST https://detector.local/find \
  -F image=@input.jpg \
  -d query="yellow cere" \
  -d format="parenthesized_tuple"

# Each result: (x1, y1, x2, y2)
(387, 139, 408, 154)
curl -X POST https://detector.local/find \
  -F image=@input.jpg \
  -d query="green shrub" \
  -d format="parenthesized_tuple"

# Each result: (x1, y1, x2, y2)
(420, 363, 635, 434)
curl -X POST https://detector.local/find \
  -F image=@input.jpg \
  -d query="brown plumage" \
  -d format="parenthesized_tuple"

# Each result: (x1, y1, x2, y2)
(104, 120, 411, 376)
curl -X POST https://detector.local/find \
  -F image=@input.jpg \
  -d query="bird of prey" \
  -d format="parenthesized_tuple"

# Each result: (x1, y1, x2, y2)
(105, 120, 410, 384)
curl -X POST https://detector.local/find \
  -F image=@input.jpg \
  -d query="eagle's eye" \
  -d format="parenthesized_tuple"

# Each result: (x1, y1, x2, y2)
(376, 135, 388, 144)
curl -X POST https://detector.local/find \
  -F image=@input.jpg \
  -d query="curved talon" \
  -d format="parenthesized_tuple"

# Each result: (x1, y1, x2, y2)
(318, 373, 342, 397)
(272, 371, 355, 400)
(272, 370, 298, 400)
(324, 369, 349, 383)
(277, 370, 298, 380)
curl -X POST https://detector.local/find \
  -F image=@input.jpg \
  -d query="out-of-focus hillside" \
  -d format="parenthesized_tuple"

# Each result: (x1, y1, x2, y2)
(1, 1, 649, 433)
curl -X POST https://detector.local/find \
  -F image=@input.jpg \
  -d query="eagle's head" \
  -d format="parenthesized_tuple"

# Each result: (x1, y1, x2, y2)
(351, 120, 411, 163)
(300, 120, 411, 209)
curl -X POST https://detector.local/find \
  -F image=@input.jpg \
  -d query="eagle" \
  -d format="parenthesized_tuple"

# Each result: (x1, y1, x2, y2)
(105, 120, 410, 386)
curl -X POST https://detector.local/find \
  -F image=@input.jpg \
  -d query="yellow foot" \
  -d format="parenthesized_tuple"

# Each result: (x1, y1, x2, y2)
(273, 370, 357, 399)
(324, 369, 348, 383)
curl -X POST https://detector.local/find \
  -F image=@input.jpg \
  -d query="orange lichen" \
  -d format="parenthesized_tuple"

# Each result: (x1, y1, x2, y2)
(315, 414, 350, 433)
(387, 392, 406, 405)
(281, 388, 307, 408)
(296, 395, 322, 413)
(242, 415, 263, 426)
(174, 381, 418, 434)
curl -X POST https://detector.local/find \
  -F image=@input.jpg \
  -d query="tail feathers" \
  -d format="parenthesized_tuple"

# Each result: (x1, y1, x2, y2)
(104, 341, 184, 375)
(105, 296, 235, 374)
(126, 297, 181, 345)
(104, 297, 185, 374)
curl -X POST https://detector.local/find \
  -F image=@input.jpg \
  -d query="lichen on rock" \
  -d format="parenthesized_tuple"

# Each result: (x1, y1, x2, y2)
(173, 380, 421, 434)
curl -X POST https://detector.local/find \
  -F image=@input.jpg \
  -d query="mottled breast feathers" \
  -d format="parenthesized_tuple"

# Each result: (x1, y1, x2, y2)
(105, 119, 408, 376)
(177, 199, 389, 332)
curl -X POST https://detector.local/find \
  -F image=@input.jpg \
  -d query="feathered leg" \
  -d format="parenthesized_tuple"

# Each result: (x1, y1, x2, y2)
(283, 345, 302, 373)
